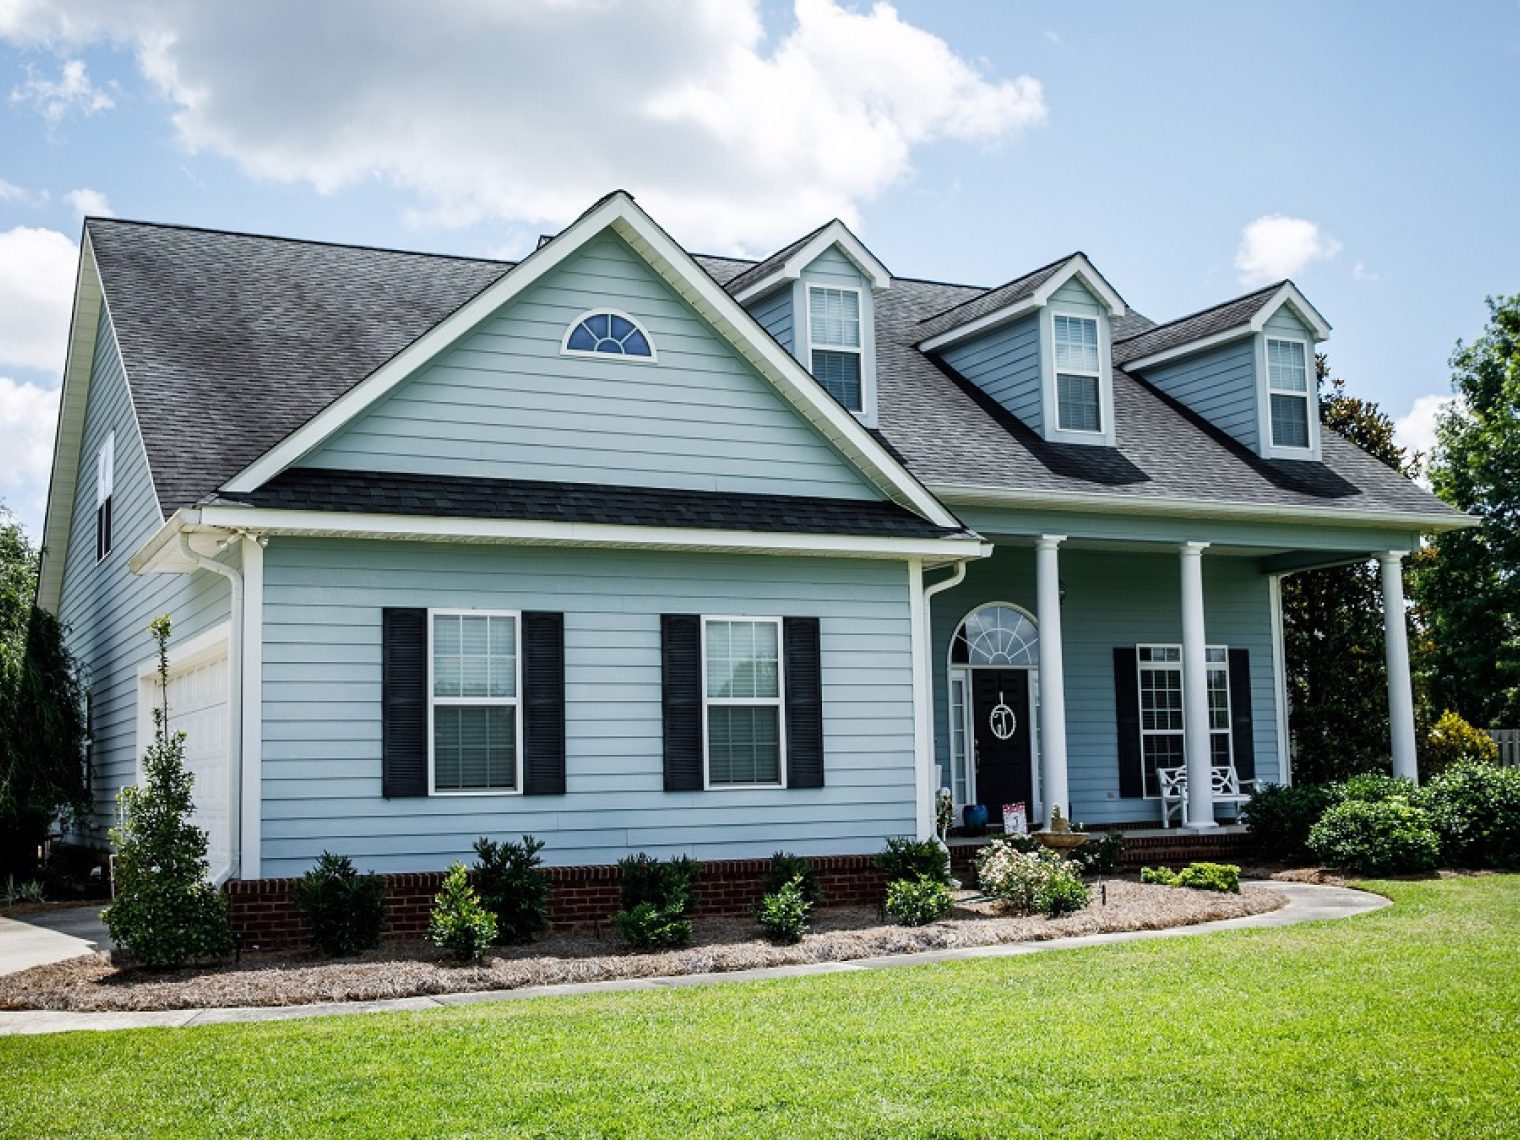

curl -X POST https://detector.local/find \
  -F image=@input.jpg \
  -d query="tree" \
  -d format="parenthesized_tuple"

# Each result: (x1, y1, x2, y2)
(0, 505, 88, 878)
(1280, 358, 1419, 783)
(1413, 294, 1520, 727)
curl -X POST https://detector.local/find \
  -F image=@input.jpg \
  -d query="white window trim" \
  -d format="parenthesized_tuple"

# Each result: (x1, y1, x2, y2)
(559, 308, 659, 364)
(1254, 332, 1321, 459)
(1050, 314, 1105, 436)
(700, 615, 788, 790)
(427, 608, 524, 797)
(799, 280, 877, 428)
(95, 430, 115, 563)
(1134, 643, 1232, 799)
(1039, 304, 1115, 446)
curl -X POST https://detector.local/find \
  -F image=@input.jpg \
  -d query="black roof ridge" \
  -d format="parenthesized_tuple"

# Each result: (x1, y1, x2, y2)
(1113, 280, 1284, 345)
(86, 216, 517, 267)
(914, 251, 1084, 327)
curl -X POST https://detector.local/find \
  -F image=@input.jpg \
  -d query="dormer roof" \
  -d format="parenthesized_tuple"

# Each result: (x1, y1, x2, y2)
(1114, 281, 1332, 369)
(725, 219, 891, 301)
(915, 253, 1127, 351)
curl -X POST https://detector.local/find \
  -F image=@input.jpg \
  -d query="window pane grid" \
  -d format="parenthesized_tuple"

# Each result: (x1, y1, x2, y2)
(1136, 644, 1233, 798)
(1271, 393, 1310, 448)
(1266, 339, 1308, 392)
(812, 349, 862, 410)
(431, 612, 518, 793)
(705, 618, 784, 786)
(1057, 372, 1101, 432)
(808, 288, 861, 348)
(1053, 315, 1100, 372)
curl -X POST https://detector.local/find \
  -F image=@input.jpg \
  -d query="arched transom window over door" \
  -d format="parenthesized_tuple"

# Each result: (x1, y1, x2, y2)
(952, 604, 1039, 667)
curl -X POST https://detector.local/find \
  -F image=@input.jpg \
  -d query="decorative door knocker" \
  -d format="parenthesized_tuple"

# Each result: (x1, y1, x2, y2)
(989, 692, 1017, 741)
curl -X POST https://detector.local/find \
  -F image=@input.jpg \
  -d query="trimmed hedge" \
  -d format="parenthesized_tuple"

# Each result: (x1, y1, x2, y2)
(1308, 800, 1440, 875)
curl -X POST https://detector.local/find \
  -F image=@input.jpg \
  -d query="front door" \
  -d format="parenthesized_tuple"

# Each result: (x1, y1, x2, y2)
(972, 669, 1033, 825)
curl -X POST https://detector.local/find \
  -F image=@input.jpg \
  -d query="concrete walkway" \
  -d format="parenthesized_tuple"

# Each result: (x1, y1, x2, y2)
(0, 882, 1386, 1037)
(0, 906, 111, 978)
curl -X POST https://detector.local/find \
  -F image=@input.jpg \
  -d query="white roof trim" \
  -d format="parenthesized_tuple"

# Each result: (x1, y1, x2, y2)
(1119, 281, 1332, 373)
(917, 254, 1128, 353)
(1251, 281, 1332, 340)
(36, 233, 103, 614)
(221, 192, 958, 530)
(731, 220, 891, 303)
(1118, 325, 1256, 372)
(129, 506, 990, 575)
(928, 482, 1476, 533)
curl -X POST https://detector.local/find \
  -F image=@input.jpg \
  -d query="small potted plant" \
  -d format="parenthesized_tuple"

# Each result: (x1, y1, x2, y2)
(961, 803, 989, 836)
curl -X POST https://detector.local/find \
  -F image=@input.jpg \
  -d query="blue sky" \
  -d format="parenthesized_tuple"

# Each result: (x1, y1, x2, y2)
(2, 0, 1517, 538)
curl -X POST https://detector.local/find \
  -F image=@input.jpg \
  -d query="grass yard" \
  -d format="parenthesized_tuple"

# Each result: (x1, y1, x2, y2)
(2, 876, 1517, 1138)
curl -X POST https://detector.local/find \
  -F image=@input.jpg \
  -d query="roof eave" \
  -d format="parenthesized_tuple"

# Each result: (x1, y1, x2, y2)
(731, 219, 892, 303)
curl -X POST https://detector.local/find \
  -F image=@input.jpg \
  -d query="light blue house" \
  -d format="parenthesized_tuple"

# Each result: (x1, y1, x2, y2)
(39, 191, 1467, 882)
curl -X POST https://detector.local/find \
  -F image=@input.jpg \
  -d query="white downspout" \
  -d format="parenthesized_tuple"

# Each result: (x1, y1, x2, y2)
(176, 533, 243, 885)
(913, 560, 970, 839)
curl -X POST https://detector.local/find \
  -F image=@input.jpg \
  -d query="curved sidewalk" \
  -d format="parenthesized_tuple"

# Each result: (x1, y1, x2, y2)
(0, 881, 1386, 1038)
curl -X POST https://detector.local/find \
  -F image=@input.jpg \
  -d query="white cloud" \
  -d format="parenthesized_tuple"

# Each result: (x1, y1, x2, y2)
(8, 57, 113, 123)
(1234, 215, 1342, 287)
(0, 374, 60, 538)
(0, 177, 27, 201)
(64, 187, 113, 217)
(1352, 259, 1381, 283)
(0, 0, 1046, 250)
(1394, 393, 1456, 461)
(0, 226, 78, 375)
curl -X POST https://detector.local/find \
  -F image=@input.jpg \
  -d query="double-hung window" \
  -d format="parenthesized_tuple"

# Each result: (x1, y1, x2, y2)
(1266, 338, 1312, 448)
(807, 286, 863, 412)
(703, 617, 785, 787)
(95, 432, 114, 562)
(430, 611, 520, 793)
(1135, 644, 1232, 796)
(1053, 314, 1103, 433)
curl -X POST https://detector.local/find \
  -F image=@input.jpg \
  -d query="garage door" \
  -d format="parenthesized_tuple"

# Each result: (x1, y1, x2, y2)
(153, 646, 232, 880)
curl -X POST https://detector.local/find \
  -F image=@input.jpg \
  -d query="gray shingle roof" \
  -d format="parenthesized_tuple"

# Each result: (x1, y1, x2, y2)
(224, 468, 965, 539)
(912, 254, 1075, 344)
(1112, 283, 1281, 366)
(717, 221, 830, 297)
(86, 218, 1460, 529)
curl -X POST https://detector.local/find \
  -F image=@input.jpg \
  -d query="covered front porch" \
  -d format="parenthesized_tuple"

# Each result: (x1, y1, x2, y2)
(924, 505, 1425, 833)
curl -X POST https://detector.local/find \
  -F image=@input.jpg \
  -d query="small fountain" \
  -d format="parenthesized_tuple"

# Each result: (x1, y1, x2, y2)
(1034, 804, 1089, 852)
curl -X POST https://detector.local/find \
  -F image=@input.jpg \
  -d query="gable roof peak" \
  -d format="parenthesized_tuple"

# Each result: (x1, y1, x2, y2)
(725, 218, 891, 300)
(1113, 279, 1330, 369)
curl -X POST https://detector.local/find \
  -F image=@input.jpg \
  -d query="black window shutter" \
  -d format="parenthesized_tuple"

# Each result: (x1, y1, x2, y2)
(661, 614, 703, 792)
(1113, 647, 1143, 799)
(1228, 648, 1256, 782)
(784, 616, 824, 788)
(522, 612, 566, 795)
(382, 608, 428, 798)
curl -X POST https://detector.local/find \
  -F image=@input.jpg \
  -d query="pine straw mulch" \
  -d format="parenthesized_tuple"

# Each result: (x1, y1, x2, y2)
(0, 880, 1284, 1013)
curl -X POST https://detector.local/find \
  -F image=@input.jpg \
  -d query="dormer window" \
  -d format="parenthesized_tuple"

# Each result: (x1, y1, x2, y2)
(95, 431, 114, 563)
(562, 310, 656, 360)
(1266, 337, 1311, 449)
(806, 285, 864, 412)
(1053, 314, 1103, 433)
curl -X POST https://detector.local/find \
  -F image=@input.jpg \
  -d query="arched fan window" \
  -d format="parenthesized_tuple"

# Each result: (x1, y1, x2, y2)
(563, 310, 656, 360)
(951, 604, 1039, 667)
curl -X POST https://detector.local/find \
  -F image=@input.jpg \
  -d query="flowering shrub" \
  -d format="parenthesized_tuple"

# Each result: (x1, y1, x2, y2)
(884, 875, 952, 926)
(1422, 710, 1499, 777)
(974, 840, 1090, 917)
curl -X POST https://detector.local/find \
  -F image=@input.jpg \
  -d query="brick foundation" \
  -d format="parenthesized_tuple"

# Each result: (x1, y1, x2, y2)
(224, 854, 890, 952)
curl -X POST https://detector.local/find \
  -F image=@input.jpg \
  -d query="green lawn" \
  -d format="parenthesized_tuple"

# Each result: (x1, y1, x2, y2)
(3, 877, 1517, 1138)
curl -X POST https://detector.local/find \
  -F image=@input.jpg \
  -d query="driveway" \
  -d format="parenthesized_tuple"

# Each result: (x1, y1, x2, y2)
(0, 906, 112, 976)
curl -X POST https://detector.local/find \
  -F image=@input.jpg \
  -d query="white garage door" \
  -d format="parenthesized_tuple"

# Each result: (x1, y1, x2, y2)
(148, 644, 232, 880)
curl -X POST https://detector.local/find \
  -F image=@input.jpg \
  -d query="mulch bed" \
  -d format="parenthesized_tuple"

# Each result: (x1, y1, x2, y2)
(0, 880, 1284, 1013)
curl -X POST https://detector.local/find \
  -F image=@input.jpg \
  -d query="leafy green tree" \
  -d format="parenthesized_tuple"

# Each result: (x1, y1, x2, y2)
(1412, 294, 1520, 727)
(0, 505, 88, 878)
(104, 614, 232, 967)
(1281, 359, 1419, 783)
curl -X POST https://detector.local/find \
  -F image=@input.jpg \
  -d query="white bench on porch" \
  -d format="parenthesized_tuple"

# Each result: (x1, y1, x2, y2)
(1157, 765, 1257, 828)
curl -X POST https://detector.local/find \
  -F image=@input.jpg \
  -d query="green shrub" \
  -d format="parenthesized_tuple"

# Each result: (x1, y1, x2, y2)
(613, 902, 693, 949)
(1339, 772, 1418, 805)
(292, 852, 386, 956)
(613, 853, 700, 950)
(1308, 800, 1441, 875)
(875, 836, 950, 886)
(884, 875, 953, 926)
(763, 851, 821, 905)
(754, 876, 811, 944)
(1070, 829, 1125, 875)
(1241, 783, 1340, 864)
(472, 835, 550, 945)
(1141, 862, 1240, 893)
(974, 840, 1091, 917)
(427, 862, 497, 962)
(1, 880, 45, 905)
(1419, 761, 1520, 869)
(1423, 710, 1499, 777)
(103, 616, 233, 969)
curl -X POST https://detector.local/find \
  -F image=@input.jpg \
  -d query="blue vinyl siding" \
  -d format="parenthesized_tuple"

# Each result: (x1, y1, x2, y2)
(304, 233, 874, 500)
(1264, 306, 1315, 339)
(930, 546, 1281, 825)
(796, 246, 877, 422)
(258, 538, 916, 875)
(1048, 277, 1103, 315)
(940, 314, 1043, 431)
(1137, 339, 1260, 450)
(56, 314, 231, 838)
(746, 286, 793, 353)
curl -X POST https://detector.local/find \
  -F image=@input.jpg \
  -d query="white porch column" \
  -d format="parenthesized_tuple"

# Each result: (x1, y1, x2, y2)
(1179, 541, 1217, 829)
(1036, 535, 1069, 828)
(1381, 551, 1419, 783)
